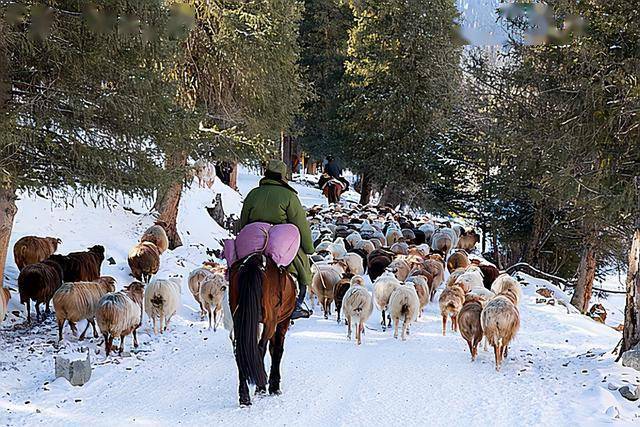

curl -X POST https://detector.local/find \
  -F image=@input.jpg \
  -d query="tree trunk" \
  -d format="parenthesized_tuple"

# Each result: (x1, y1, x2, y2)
(359, 173, 372, 205)
(0, 184, 18, 287)
(306, 161, 317, 175)
(216, 161, 238, 190)
(621, 176, 640, 353)
(154, 151, 187, 249)
(525, 202, 545, 266)
(570, 231, 597, 313)
(379, 185, 402, 208)
(228, 162, 238, 190)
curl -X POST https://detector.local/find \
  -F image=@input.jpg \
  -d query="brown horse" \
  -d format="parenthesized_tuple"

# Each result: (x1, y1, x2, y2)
(323, 180, 344, 204)
(229, 253, 296, 407)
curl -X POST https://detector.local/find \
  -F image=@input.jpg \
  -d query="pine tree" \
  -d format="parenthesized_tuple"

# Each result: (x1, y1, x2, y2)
(339, 0, 462, 208)
(0, 1, 184, 284)
(153, 0, 306, 246)
(298, 0, 353, 159)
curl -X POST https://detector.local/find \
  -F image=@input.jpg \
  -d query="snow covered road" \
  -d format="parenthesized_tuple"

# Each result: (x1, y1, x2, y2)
(1, 171, 639, 425)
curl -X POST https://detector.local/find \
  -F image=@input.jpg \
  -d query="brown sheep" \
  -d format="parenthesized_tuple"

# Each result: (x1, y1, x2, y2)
(447, 251, 470, 273)
(141, 220, 169, 254)
(199, 274, 228, 331)
(333, 278, 352, 324)
(47, 245, 105, 282)
(438, 284, 465, 336)
(96, 281, 145, 356)
(13, 236, 61, 270)
(458, 294, 485, 361)
(128, 241, 160, 283)
(481, 290, 520, 371)
(423, 259, 445, 301)
(478, 264, 501, 290)
(367, 254, 393, 282)
(53, 277, 117, 342)
(18, 260, 63, 322)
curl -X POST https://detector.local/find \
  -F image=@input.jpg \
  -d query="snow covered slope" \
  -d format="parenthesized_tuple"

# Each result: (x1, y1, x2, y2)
(1, 171, 639, 426)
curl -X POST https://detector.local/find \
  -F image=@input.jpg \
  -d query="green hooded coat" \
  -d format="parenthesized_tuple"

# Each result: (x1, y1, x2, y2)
(240, 177, 314, 286)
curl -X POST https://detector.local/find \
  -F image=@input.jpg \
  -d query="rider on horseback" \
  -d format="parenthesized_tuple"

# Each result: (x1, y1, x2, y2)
(240, 160, 313, 320)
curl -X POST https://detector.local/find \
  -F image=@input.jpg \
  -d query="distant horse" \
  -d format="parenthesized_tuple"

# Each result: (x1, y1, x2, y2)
(319, 174, 347, 204)
(229, 253, 297, 407)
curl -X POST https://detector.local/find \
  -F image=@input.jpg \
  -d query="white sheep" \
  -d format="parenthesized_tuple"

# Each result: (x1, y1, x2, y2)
(455, 269, 485, 293)
(342, 275, 373, 345)
(199, 273, 228, 331)
(337, 253, 364, 276)
(345, 232, 363, 248)
(373, 272, 401, 331)
(388, 283, 420, 341)
(96, 282, 145, 357)
(144, 277, 182, 334)
(491, 274, 522, 305)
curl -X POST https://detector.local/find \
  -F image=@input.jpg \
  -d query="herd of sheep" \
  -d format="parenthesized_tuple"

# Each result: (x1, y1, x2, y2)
(2, 222, 229, 357)
(305, 204, 522, 371)
(2, 199, 522, 372)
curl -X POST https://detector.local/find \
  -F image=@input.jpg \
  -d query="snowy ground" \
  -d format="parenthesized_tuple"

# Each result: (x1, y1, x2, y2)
(1, 170, 639, 426)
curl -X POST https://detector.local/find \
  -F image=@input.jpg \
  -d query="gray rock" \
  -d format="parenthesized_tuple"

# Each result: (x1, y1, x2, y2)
(619, 385, 640, 401)
(55, 351, 91, 386)
(621, 349, 640, 372)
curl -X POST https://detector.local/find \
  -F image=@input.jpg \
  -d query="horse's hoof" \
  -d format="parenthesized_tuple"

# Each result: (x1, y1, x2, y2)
(255, 387, 267, 396)
(269, 388, 282, 396)
(239, 398, 252, 407)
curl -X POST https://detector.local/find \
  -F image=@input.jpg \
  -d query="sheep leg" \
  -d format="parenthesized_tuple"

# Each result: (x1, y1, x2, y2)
(25, 301, 31, 323)
(103, 333, 110, 356)
(452, 314, 458, 332)
(107, 336, 114, 357)
(207, 305, 212, 330)
(199, 302, 205, 319)
(268, 322, 287, 395)
(79, 321, 91, 340)
(503, 345, 509, 359)
(90, 319, 98, 338)
(381, 309, 386, 331)
(133, 327, 139, 348)
(441, 314, 447, 336)
(357, 321, 364, 345)
(466, 339, 474, 361)
(336, 303, 342, 324)
(152, 317, 158, 335)
(119, 335, 126, 356)
(35, 303, 41, 322)
(402, 320, 408, 341)
(57, 319, 65, 342)
(494, 345, 501, 371)
(387, 314, 392, 328)
(45, 300, 51, 316)
(323, 299, 328, 320)
(393, 318, 399, 339)
(483, 337, 488, 351)
(213, 309, 217, 332)
(346, 315, 352, 340)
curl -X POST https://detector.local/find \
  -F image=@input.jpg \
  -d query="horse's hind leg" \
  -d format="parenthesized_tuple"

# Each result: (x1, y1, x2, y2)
(255, 338, 269, 395)
(269, 321, 289, 395)
(238, 369, 251, 407)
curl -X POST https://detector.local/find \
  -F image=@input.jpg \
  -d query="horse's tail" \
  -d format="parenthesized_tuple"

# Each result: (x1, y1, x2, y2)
(233, 254, 267, 386)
